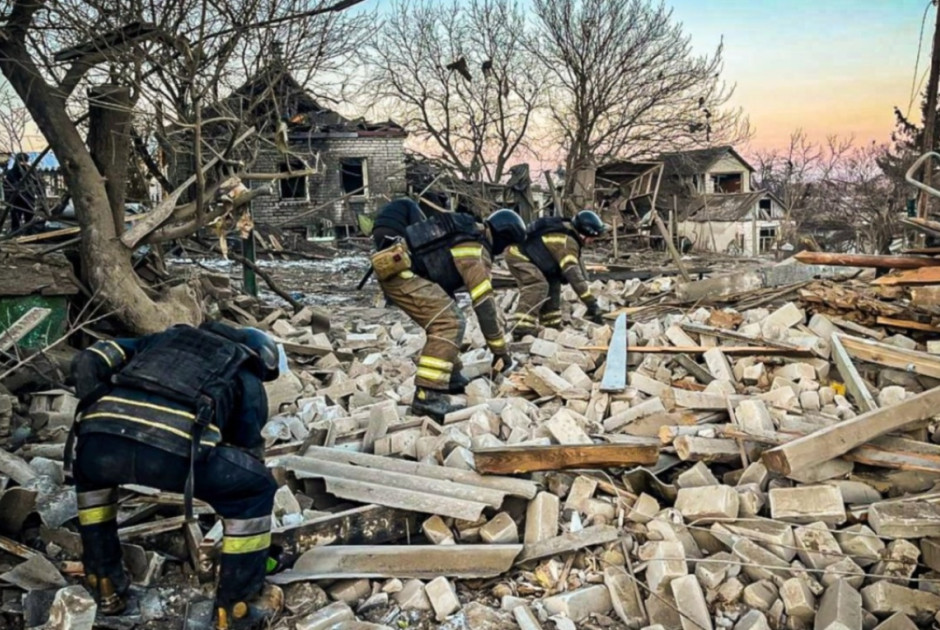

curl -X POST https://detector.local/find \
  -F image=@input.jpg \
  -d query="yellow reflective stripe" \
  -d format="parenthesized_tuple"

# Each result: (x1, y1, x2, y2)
(418, 356, 453, 370)
(105, 341, 127, 361)
(512, 313, 538, 322)
(469, 279, 492, 300)
(579, 291, 593, 299)
(222, 532, 271, 555)
(78, 504, 117, 526)
(508, 245, 529, 261)
(559, 255, 578, 268)
(416, 367, 450, 382)
(89, 347, 114, 368)
(81, 412, 220, 445)
(451, 245, 482, 258)
(542, 235, 568, 245)
(487, 337, 506, 349)
(400, 270, 414, 279)
(99, 396, 196, 420)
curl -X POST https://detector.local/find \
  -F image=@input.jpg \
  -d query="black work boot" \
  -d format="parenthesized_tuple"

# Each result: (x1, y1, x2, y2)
(447, 372, 470, 394)
(85, 571, 130, 615)
(411, 388, 462, 420)
(215, 584, 283, 630)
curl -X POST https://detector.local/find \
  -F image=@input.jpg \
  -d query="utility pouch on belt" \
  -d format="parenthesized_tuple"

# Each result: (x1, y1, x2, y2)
(370, 239, 411, 280)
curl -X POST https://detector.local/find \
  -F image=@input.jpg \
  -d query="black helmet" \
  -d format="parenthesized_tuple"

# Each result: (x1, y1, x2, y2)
(572, 210, 606, 237)
(240, 327, 281, 382)
(485, 208, 526, 256)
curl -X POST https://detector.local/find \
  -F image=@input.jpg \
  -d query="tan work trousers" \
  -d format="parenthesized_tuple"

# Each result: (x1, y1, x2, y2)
(380, 270, 464, 391)
(506, 257, 562, 337)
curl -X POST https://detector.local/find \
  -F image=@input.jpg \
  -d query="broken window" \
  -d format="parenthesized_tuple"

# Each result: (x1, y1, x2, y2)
(279, 159, 308, 200)
(711, 173, 742, 193)
(341, 158, 367, 195)
(759, 226, 777, 253)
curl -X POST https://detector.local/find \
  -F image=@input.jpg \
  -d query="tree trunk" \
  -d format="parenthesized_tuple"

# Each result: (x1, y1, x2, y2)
(87, 85, 132, 235)
(0, 41, 199, 334)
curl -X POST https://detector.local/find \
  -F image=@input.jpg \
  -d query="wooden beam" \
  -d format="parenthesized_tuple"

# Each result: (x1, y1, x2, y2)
(830, 317, 886, 340)
(271, 505, 419, 556)
(579, 345, 814, 357)
(472, 444, 659, 474)
(876, 317, 940, 334)
(838, 334, 940, 379)
(794, 251, 940, 269)
(830, 334, 877, 413)
(0, 307, 51, 353)
(846, 436, 940, 473)
(601, 313, 628, 393)
(679, 322, 805, 352)
(516, 525, 621, 564)
(873, 267, 940, 286)
(280, 544, 522, 580)
(761, 386, 940, 476)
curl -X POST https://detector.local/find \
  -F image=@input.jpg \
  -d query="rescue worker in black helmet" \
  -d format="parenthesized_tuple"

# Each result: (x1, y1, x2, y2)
(69, 322, 283, 630)
(507, 210, 607, 339)
(369, 200, 525, 419)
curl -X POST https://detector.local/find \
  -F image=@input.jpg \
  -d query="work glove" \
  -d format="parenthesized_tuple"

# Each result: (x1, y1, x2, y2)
(491, 351, 515, 375)
(585, 303, 605, 325)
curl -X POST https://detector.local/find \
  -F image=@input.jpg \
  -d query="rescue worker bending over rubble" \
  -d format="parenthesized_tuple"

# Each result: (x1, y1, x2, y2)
(69, 322, 282, 630)
(507, 210, 608, 339)
(370, 199, 526, 419)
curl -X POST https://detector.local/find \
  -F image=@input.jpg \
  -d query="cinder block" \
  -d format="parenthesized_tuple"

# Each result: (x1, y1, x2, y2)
(524, 492, 559, 544)
(794, 522, 843, 570)
(425, 576, 460, 621)
(543, 585, 612, 622)
(868, 501, 940, 539)
(669, 575, 712, 630)
(674, 486, 739, 523)
(480, 512, 518, 544)
(815, 579, 862, 630)
(422, 515, 455, 545)
(780, 577, 815, 622)
(837, 524, 885, 568)
(768, 485, 846, 525)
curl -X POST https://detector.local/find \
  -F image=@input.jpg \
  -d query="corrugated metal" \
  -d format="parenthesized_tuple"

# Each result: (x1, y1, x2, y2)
(7, 151, 60, 171)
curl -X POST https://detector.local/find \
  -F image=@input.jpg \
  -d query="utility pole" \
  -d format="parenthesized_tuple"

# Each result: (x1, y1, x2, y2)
(920, 0, 940, 219)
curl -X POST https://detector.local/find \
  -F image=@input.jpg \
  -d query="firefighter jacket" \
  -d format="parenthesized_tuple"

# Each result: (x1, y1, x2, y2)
(372, 199, 425, 250)
(71, 327, 268, 459)
(517, 217, 598, 308)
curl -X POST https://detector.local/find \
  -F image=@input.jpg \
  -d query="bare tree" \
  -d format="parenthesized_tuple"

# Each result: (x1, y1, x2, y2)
(529, 0, 749, 196)
(0, 80, 29, 153)
(365, 0, 545, 183)
(0, 0, 368, 333)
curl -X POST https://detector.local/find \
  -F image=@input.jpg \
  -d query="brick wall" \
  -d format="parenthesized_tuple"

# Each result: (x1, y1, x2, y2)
(250, 135, 407, 230)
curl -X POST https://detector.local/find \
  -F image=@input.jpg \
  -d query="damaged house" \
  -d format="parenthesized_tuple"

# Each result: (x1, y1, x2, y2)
(661, 146, 789, 255)
(195, 48, 408, 238)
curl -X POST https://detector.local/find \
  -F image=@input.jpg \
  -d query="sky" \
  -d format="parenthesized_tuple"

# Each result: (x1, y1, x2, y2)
(664, 0, 931, 150)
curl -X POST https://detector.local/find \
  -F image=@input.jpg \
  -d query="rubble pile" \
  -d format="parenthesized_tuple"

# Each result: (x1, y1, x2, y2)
(5, 260, 940, 630)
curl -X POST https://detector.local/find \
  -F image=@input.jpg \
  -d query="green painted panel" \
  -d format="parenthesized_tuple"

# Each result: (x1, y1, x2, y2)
(0, 295, 68, 350)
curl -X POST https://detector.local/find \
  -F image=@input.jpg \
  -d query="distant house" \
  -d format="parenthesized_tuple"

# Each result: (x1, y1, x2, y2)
(659, 146, 788, 255)
(197, 49, 408, 237)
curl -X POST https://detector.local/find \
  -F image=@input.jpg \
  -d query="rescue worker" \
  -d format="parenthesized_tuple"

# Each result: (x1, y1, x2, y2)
(69, 322, 282, 630)
(369, 199, 526, 419)
(507, 210, 607, 339)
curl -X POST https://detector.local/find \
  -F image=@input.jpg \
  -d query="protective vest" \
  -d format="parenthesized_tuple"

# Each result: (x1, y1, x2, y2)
(373, 200, 426, 249)
(406, 212, 488, 294)
(82, 325, 252, 458)
(523, 217, 582, 281)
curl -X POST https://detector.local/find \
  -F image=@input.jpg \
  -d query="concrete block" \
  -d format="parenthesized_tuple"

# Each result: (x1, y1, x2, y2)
(780, 577, 816, 622)
(861, 582, 940, 621)
(465, 379, 493, 407)
(704, 348, 735, 382)
(775, 362, 816, 382)
(328, 579, 371, 604)
(763, 302, 804, 334)
(735, 399, 775, 434)
(425, 576, 460, 621)
(816, 580, 862, 630)
(41, 585, 96, 630)
(799, 390, 821, 411)
(524, 492, 559, 544)
(295, 601, 355, 630)
(647, 517, 702, 560)
(758, 385, 800, 411)
(872, 613, 918, 630)
(884, 334, 917, 350)
(393, 579, 432, 611)
(732, 539, 792, 583)
(787, 459, 854, 484)
(643, 541, 687, 594)
(603, 397, 666, 432)
(530, 338, 559, 357)
(769, 485, 846, 525)
(836, 524, 885, 568)
(695, 554, 731, 590)
(794, 522, 843, 570)
(878, 386, 907, 408)
(738, 461, 770, 489)
(922, 537, 940, 572)
(564, 476, 598, 512)
(627, 493, 660, 524)
(821, 557, 865, 590)
(645, 591, 682, 628)
(676, 461, 720, 488)
(734, 610, 771, 630)
(513, 606, 543, 630)
(736, 484, 766, 517)
(444, 446, 474, 470)
(742, 580, 778, 611)
(480, 512, 518, 544)
(717, 577, 745, 605)
(543, 584, 612, 622)
(675, 486, 739, 523)
(872, 539, 920, 584)
(604, 566, 647, 628)
(717, 519, 796, 561)
(422, 515, 455, 545)
(669, 575, 712, 630)
(545, 410, 592, 445)
(868, 501, 940, 539)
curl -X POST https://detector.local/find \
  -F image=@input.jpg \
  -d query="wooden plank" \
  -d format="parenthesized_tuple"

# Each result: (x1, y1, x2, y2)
(118, 516, 187, 540)
(580, 345, 814, 357)
(761, 386, 940, 476)
(672, 354, 715, 384)
(321, 477, 488, 521)
(280, 544, 522, 581)
(873, 266, 940, 285)
(846, 436, 940, 472)
(838, 334, 940, 379)
(296, 445, 537, 498)
(0, 307, 51, 353)
(793, 251, 940, 269)
(516, 525, 621, 564)
(830, 317, 887, 341)
(271, 505, 419, 556)
(672, 388, 742, 410)
(472, 444, 659, 474)
(13, 226, 81, 244)
(679, 322, 805, 352)
(601, 313, 628, 393)
(279, 456, 508, 506)
(876, 316, 940, 333)
(830, 334, 877, 413)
